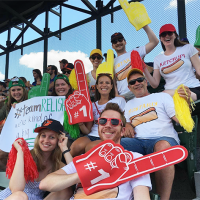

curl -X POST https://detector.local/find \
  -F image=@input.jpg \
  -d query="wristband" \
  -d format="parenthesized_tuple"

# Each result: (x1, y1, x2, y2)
(62, 149, 71, 155)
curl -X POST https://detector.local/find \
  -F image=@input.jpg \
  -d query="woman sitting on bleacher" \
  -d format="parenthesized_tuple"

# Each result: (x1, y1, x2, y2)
(0, 77, 28, 171)
(70, 73, 126, 157)
(0, 119, 73, 200)
(144, 24, 200, 101)
(51, 74, 81, 147)
(0, 77, 28, 123)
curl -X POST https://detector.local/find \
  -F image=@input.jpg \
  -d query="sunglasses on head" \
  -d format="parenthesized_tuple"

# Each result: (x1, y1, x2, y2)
(90, 55, 102, 60)
(112, 37, 124, 44)
(160, 31, 174, 38)
(11, 77, 19, 82)
(129, 77, 145, 85)
(98, 117, 123, 126)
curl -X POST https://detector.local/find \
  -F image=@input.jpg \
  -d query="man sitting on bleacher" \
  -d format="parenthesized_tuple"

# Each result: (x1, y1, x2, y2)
(121, 68, 189, 200)
(39, 103, 152, 200)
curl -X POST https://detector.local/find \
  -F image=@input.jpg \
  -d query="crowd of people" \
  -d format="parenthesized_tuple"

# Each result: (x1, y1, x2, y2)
(0, 21, 199, 200)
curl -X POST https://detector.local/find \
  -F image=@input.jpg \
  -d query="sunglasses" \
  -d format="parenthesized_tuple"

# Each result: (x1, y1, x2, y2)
(98, 117, 123, 126)
(90, 55, 102, 60)
(112, 38, 124, 44)
(65, 71, 71, 74)
(129, 77, 145, 85)
(160, 31, 174, 38)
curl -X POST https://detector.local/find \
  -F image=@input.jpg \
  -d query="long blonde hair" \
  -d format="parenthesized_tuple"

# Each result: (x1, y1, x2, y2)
(7, 87, 28, 112)
(31, 132, 62, 173)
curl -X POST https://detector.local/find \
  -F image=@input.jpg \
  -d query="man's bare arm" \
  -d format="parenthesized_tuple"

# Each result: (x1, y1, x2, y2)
(39, 168, 80, 192)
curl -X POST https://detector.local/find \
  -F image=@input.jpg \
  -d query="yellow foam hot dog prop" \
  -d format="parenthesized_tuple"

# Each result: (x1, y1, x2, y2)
(69, 69, 78, 90)
(96, 49, 114, 79)
(119, 0, 151, 31)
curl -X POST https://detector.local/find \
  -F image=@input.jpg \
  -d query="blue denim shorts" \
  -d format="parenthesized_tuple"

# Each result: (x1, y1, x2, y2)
(120, 137, 179, 155)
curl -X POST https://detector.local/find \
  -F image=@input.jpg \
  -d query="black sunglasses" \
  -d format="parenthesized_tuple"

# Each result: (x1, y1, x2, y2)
(90, 55, 102, 60)
(112, 38, 124, 44)
(98, 117, 123, 126)
(65, 71, 71, 74)
(129, 77, 145, 85)
(160, 31, 174, 38)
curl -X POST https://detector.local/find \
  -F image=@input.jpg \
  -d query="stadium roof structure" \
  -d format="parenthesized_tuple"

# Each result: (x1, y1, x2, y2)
(0, 0, 187, 78)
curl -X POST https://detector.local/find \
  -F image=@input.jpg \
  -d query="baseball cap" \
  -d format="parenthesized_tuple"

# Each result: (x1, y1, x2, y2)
(159, 24, 176, 36)
(34, 119, 63, 133)
(62, 63, 74, 71)
(127, 69, 144, 82)
(9, 77, 25, 89)
(181, 37, 189, 43)
(59, 59, 68, 64)
(54, 74, 69, 83)
(111, 32, 124, 43)
(90, 49, 103, 57)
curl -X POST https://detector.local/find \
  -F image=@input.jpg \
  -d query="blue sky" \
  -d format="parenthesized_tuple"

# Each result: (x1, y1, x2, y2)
(0, 0, 199, 82)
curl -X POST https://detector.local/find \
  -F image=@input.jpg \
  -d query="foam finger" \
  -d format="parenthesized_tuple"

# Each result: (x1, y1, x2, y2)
(74, 60, 89, 99)
(104, 147, 123, 162)
(99, 143, 114, 157)
(119, 0, 130, 15)
(40, 73, 50, 91)
(106, 49, 114, 68)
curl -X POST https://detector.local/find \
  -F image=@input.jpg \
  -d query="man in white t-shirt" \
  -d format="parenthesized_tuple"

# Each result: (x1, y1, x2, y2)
(39, 103, 151, 200)
(111, 25, 159, 101)
(121, 68, 183, 200)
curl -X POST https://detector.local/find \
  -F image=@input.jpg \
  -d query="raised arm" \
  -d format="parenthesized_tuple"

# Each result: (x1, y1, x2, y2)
(144, 68, 161, 88)
(191, 53, 200, 77)
(9, 139, 26, 193)
(143, 25, 159, 54)
(58, 132, 73, 164)
(39, 168, 80, 192)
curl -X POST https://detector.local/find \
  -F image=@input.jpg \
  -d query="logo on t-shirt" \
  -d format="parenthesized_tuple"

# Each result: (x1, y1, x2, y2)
(161, 58, 184, 74)
(130, 107, 158, 127)
(115, 62, 131, 81)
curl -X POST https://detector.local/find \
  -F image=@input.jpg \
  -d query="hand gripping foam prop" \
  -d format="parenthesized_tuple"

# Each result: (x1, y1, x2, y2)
(65, 60, 93, 124)
(118, 0, 151, 31)
(194, 25, 200, 48)
(6, 138, 39, 182)
(173, 84, 195, 132)
(96, 49, 114, 79)
(28, 73, 50, 99)
(73, 140, 188, 195)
